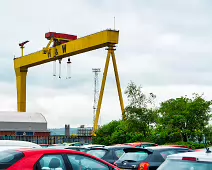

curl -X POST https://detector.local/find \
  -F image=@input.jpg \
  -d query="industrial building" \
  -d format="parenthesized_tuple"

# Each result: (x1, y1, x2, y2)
(0, 111, 92, 144)
(0, 111, 50, 143)
(49, 125, 93, 144)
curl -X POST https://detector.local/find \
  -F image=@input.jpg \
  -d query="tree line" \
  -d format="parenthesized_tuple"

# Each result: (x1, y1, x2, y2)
(93, 81, 212, 148)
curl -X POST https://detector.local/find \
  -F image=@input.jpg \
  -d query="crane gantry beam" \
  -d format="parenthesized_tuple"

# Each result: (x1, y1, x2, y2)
(14, 29, 125, 135)
(14, 30, 119, 69)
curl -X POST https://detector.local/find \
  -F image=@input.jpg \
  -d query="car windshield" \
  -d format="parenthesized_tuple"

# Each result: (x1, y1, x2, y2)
(86, 149, 107, 158)
(158, 159, 212, 170)
(119, 151, 149, 161)
(0, 150, 24, 169)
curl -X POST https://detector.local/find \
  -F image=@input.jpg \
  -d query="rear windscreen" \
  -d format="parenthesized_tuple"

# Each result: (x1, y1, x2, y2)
(158, 159, 212, 170)
(119, 151, 149, 161)
(0, 150, 24, 169)
(160, 150, 177, 159)
(86, 149, 107, 158)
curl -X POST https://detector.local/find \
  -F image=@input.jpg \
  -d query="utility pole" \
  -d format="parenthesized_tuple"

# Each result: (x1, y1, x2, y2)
(92, 68, 101, 130)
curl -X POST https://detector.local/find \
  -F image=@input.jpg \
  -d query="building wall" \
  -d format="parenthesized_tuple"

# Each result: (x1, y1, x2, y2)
(0, 131, 16, 136)
(0, 122, 47, 131)
(77, 128, 92, 136)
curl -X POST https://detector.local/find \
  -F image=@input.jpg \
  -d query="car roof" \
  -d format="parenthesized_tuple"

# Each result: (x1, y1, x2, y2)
(47, 145, 81, 149)
(146, 146, 189, 150)
(0, 140, 41, 148)
(121, 146, 189, 153)
(106, 145, 132, 148)
(125, 142, 155, 144)
(166, 150, 212, 162)
(89, 145, 132, 150)
(82, 144, 105, 148)
(15, 148, 106, 158)
(16, 148, 83, 154)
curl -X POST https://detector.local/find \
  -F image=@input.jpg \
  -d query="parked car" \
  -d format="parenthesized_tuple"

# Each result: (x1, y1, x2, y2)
(48, 145, 90, 152)
(83, 144, 105, 148)
(48, 144, 105, 153)
(114, 146, 194, 170)
(124, 142, 158, 148)
(39, 144, 50, 148)
(0, 140, 41, 151)
(0, 148, 119, 170)
(158, 149, 212, 170)
(86, 145, 133, 164)
(0, 140, 41, 148)
(63, 142, 85, 146)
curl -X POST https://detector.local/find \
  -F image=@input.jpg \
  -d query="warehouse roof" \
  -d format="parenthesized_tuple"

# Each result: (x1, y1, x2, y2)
(0, 111, 47, 123)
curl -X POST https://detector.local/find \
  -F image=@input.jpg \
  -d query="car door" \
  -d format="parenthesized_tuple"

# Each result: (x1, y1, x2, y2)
(66, 154, 111, 170)
(35, 154, 67, 170)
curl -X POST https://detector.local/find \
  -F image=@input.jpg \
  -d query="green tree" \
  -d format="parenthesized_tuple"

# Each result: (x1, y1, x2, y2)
(124, 81, 158, 137)
(203, 125, 212, 144)
(158, 93, 212, 142)
(92, 120, 121, 145)
(93, 81, 158, 144)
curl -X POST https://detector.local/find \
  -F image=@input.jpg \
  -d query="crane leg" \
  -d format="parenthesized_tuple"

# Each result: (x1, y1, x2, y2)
(93, 48, 111, 135)
(111, 50, 126, 120)
(15, 68, 28, 112)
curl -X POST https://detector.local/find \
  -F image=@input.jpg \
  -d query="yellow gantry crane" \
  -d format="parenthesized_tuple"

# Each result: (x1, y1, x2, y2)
(14, 29, 126, 136)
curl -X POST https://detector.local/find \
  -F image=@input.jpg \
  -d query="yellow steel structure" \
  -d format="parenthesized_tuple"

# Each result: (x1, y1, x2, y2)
(14, 29, 126, 135)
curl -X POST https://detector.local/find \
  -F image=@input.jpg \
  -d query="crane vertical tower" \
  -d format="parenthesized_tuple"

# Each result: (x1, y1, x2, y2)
(92, 68, 101, 129)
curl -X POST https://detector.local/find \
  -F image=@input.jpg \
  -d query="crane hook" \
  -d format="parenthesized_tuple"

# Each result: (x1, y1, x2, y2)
(66, 58, 72, 79)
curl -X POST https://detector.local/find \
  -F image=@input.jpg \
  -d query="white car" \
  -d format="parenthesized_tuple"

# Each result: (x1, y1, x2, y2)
(157, 149, 212, 170)
(0, 140, 41, 151)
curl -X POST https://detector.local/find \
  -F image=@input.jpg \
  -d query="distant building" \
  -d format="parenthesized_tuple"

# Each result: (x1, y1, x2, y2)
(77, 125, 93, 137)
(0, 111, 50, 143)
(49, 125, 93, 144)
(49, 128, 78, 136)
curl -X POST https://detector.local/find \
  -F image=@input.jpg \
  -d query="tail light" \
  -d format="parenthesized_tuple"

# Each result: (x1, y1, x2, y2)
(139, 162, 150, 170)
(182, 157, 197, 162)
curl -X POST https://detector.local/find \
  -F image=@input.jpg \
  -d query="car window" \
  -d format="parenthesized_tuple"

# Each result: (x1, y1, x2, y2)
(67, 155, 109, 170)
(114, 149, 124, 158)
(37, 155, 66, 170)
(119, 151, 149, 161)
(158, 159, 212, 170)
(0, 150, 24, 169)
(160, 150, 177, 159)
(175, 149, 190, 153)
(86, 149, 107, 158)
(79, 149, 88, 153)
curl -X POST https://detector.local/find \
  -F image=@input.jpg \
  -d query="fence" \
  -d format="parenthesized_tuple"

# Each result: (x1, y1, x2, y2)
(0, 135, 92, 144)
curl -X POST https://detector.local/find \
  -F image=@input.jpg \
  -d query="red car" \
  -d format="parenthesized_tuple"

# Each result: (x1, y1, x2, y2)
(0, 148, 119, 170)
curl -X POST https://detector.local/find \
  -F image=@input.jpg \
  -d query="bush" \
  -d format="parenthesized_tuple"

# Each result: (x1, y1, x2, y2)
(175, 142, 206, 149)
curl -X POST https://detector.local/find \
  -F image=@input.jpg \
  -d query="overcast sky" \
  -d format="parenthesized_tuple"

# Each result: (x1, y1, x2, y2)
(0, 0, 212, 128)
